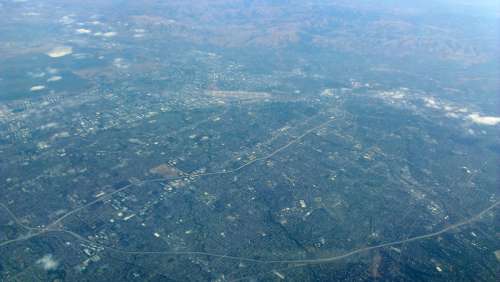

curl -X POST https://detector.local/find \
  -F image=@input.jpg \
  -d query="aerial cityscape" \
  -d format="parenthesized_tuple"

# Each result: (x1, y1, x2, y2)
(0, 0, 499, 281)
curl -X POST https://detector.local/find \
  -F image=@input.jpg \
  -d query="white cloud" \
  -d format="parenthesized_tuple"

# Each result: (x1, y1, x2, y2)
(30, 85, 45, 91)
(102, 31, 117, 37)
(47, 76, 62, 82)
(36, 254, 59, 271)
(46, 46, 73, 58)
(23, 12, 40, 16)
(113, 58, 129, 69)
(60, 15, 75, 25)
(378, 90, 406, 100)
(76, 28, 91, 34)
(95, 31, 117, 37)
(46, 67, 59, 74)
(28, 72, 45, 78)
(468, 113, 500, 126)
(422, 97, 440, 109)
(321, 89, 334, 97)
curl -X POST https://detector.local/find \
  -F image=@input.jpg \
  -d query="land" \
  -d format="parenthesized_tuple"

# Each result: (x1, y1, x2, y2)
(0, 0, 499, 281)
